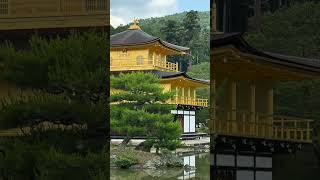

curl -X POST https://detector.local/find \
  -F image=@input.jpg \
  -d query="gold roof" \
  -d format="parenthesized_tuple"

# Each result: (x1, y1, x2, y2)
(128, 18, 141, 30)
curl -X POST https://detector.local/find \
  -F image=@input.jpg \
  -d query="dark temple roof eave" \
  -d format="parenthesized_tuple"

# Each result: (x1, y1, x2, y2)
(151, 71, 210, 85)
(212, 33, 320, 75)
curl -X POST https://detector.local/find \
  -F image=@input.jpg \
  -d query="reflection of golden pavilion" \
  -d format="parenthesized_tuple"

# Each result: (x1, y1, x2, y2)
(211, 29, 320, 144)
(110, 20, 209, 133)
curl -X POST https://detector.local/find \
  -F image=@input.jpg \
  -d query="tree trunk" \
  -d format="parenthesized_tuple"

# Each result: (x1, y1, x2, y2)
(120, 136, 131, 147)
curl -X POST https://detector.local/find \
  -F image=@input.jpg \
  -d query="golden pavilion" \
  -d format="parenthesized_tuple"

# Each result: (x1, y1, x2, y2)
(0, 0, 109, 40)
(110, 19, 209, 133)
(210, 2, 320, 144)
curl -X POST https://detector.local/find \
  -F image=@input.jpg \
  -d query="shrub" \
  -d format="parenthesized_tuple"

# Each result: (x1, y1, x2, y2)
(114, 152, 138, 169)
(0, 140, 108, 180)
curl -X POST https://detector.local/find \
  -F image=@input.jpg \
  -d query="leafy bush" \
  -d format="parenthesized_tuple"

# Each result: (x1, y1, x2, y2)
(0, 94, 104, 131)
(0, 140, 108, 180)
(114, 151, 139, 169)
(0, 32, 108, 90)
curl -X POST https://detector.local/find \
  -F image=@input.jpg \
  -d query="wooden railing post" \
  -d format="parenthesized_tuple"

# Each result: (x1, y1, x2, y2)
(307, 121, 310, 142)
(256, 112, 259, 137)
(187, 88, 191, 105)
(281, 118, 284, 139)
(242, 112, 246, 135)
(227, 112, 230, 133)
(294, 120, 297, 140)
(152, 52, 155, 67)
(175, 87, 178, 104)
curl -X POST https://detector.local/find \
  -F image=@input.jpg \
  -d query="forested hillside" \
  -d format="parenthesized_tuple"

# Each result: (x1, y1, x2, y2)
(246, 2, 320, 121)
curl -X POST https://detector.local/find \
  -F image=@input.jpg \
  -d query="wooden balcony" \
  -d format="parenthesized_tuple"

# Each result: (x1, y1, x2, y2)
(168, 96, 209, 107)
(111, 58, 179, 72)
(211, 109, 313, 143)
(0, 0, 108, 31)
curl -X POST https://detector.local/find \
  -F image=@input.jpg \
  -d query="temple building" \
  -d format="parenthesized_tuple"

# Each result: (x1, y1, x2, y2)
(211, 0, 320, 145)
(211, 33, 319, 143)
(211, 1, 320, 179)
(110, 20, 209, 134)
(0, 0, 109, 42)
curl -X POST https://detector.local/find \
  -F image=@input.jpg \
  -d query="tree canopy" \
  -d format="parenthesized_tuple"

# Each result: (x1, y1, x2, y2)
(110, 72, 181, 152)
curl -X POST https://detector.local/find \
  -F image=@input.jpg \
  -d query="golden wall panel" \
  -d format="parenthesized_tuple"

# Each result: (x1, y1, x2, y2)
(0, 0, 109, 30)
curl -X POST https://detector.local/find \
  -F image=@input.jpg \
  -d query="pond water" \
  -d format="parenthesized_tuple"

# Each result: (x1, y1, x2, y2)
(110, 153, 210, 180)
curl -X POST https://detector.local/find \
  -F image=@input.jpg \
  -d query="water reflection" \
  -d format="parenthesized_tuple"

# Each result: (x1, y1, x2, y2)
(110, 153, 210, 180)
(211, 153, 272, 180)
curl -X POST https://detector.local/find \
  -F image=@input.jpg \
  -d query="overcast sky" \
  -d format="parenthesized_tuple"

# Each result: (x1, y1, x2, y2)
(111, 0, 210, 27)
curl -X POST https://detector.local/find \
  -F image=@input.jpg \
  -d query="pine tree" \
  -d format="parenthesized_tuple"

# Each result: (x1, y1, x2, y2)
(0, 32, 108, 178)
(110, 72, 181, 152)
(183, 10, 201, 43)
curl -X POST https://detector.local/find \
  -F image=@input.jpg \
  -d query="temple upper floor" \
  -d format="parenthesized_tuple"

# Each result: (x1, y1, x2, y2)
(110, 19, 189, 72)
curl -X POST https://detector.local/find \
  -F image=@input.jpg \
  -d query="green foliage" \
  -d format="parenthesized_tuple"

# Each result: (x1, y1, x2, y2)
(245, 1, 320, 163)
(246, 2, 320, 58)
(0, 31, 108, 90)
(196, 109, 210, 126)
(111, 11, 209, 38)
(183, 10, 201, 43)
(274, 80, 320, 120)
(187, 62, 210, 80)
(114, 151, 139, 169)
(0, 31, 108, 133)
(149, 114, 182, 151)
(0, 94, 104, 131)
(160, 20, 185, 45)
(111, 72, 181, 151)
(111, 72, 173, 105)
(245, 2, 320, 121)
(0, 140, 108, 180)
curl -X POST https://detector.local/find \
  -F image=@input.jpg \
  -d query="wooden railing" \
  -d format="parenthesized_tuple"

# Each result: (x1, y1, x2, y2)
(211, 108, 313, 143)
(168, 96, 209, 107)
(110, 58, 179, 72)
(0, 0, 108, 30)
(154, 59, 178, 72)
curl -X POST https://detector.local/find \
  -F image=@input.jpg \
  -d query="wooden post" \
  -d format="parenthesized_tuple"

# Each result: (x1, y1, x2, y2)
(188, 87, 191, 105)
(230, 81, 237, 133)
(250, 83, 256, 136)
(182, 87, 185, 104)
(242, 112, 246, 134)
(152, 51, 155, 67)
(267, 87, 274, 138)
(281, 118, 284, 139)
(164, 55, 167, 69)
(211, 79, 216, 134)
(227, 112, 230, 133)
(294, 120, 297, 140)
(256, 112, 259, 137)
(307, 122, 310, 142)
(176, 62, 179, 71)
(175, 86, 178, 104)
(194, 89, 197, 105)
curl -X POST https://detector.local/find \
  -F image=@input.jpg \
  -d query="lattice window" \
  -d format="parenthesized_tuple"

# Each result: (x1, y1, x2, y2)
(136, 56, 144, 65)
(86, 0, 107, 11)
(0, 0, 8, 15)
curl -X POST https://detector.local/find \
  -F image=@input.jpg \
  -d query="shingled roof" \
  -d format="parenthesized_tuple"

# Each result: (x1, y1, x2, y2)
(212, 33, 320, 74)
(111, 29, 189, 52)
(151, 71, 210, 85)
